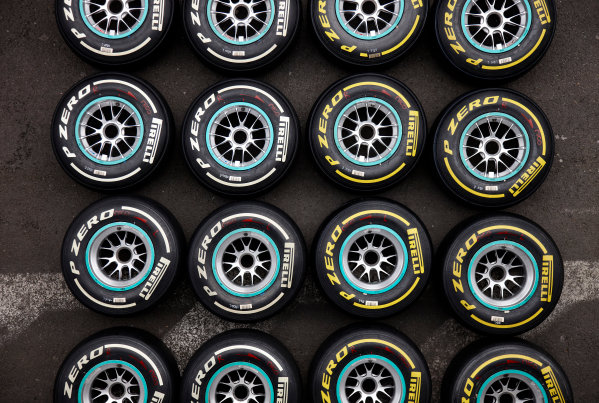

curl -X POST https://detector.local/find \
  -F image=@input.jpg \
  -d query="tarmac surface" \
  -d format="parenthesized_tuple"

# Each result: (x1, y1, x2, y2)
(0, 0, 598, 401)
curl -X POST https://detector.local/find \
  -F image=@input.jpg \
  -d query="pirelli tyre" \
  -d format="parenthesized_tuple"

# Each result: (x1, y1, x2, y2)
(54, 327, 178, 403)
(433, 88, 553, 208)
(435, 0, 556, 81)
(181, 329, 302, 403)
(55, 0, 174, 65)
(61, 196, 182, 315)
(52, 73, 172, 191)
(182, 79, 299, 196)
(309, 74, 427, 192)
(442, 339, 573, 402)
(313, 199, 432, 318)
(182, 0, 300, 72)
(439, 213, 563, 335)
(310, 0, 427, 66)
(187, 201, 306, 321)
(310, 324, 432, 403)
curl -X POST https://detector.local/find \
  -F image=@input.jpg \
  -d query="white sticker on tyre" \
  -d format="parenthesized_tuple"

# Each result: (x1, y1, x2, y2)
(143, 118, 163, 164)
(276, 116, 290, 163)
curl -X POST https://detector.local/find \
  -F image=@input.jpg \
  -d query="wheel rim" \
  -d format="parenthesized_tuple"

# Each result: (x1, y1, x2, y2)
(206, 102, 274, 171)
(213, 228, 280, 297)
(207, 362, 273, 403)
(478, 370, 548, 403)
(340, 225, 407, 294)
(76, 96, 144, 166)
(334, 98, 402, 166)
(468, 241, 537, 310)
(460, 113, 530, 182)
(207, 0, 275, 45)
(461, 0, 532, 54)
(80, 0, 148, 39)
(337, 355, 405, 403)
(79, 360, 147, 403)
(87, 222, 154, 291)
(336, 0, 404, 40)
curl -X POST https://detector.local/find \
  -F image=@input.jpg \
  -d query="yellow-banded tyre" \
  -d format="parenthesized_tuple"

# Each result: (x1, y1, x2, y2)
(441, 339, 573, 402)
(434, 0, 556, 80)
(309, 75, 427, 192)
(432, 88, 553, 208)
(310, 0, 427, 66)
(440, 213, 563, 335)
(309, 324, 432, 403)
(314, 199, 432, 318)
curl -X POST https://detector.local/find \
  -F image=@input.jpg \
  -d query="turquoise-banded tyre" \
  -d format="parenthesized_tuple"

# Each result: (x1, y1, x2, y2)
(55, 0, 174, 65)
(310, 324, 432, 403)
(54, 327, 178, 403)
(434, 0, 556, 80)
(52, 73, 172, 191)
(61, 196, 183, 315)
(442, 339, 573, 402)
(181, 330, 302, 403)
(439, 213, 563, 335)
(432, 88, 553, 208)
(187, 201, 306, 322)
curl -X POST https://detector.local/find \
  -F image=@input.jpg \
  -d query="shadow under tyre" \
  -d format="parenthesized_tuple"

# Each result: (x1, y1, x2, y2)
(310, 324, 432, 403)
(309, 74, 427, 192)
(182, 0, 300, 72)
(61, 196, 182, 315)
(313, 199, 432, 318)
(182, 79, 299, 196)
(187, 201, 306, 321)
(54, 327, 178, 403)
(440, 213, 563, 335)
(433, 88, 553, 208)
(442, 339, 573, 402)
(181, 329, 302, 403)
(52, 73, 172, 191)
(434, 0, 556, 80)
(55, 0, 174, 65)
(310, 0, 427, 66)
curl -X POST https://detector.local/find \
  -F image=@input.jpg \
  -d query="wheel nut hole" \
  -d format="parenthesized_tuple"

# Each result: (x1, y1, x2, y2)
(108, 0, 125, 14)
(117, 248, 132, 263)
(487, 12, 502, 28)
(364, 251, 379, 265)
(234, 5, 250, 20)
(485, 139, 500, 155)
(104, 124, 120, 139)
(490, 266, 506, 281)
(110, 383, 125, 398)
(362, 377, 377, 393)
(359, 125, 376, 140)
(240, 254, 254, 268)
(233, 130, 248, 144)
(234, 384, 250, 400)
(361, 0, 377, 15)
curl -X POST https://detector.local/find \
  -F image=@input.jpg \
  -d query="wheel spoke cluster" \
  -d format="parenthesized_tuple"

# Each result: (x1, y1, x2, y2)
(89, 365, 142, 403)
(214, 367, 268, 403)
(348, 233, 397, 285)
(474, 248, 526, 301)
(483, 374, 539, 403)
(222, 236, 272, 287)
(339, 0, 401, 38)
(210, 0, 272, 42)
(83, 0, 145, 36)
(344, 361, 396, 403)
(97, 230, 147, 282)
(464, 0, 528, 51)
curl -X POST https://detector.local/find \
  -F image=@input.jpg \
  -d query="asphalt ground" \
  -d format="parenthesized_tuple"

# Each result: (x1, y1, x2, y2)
(0, 0, 598, 401)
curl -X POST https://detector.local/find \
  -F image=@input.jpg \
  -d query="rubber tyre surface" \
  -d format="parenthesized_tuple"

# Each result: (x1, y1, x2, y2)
(61, 196, 182, 316)
(52, 73, 172, 191)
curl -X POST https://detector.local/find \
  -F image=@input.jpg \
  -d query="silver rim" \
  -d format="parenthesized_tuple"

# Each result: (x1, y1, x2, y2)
(79, 99, 142, 163)
(464, 0, 529, 51)
(88, 225, 152, 289)
(80, 362, 146, 403)
(339, 357, 402, 403)
(214, 230, 277, 295)
(481, 372, 545, 403)
(462, 115, 527, 180)
(342, 227, 404, 292)
(338, 0, 402, 38)
(470, 243, 536, 309)
(82, 0, 146, 37)
(209, 0, 273, 43)
(337, 100, 399, 164)
(209, 364, 271, 403)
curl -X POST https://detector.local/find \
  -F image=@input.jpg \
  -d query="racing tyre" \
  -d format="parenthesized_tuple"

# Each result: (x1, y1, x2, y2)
(182, 0, 300, 72)
(61, 196, 182, 315)
(54, 327, 178, 403)
(435, 0, 556, 80)
(187, 201, 306, 321)
(309, 74, 427, 192)
(52, 73, 172, 191)
(313, 198, 432, 318)
(440, 213, 563, 335)
(310, 0, 428, 66)
(182, 79, 299, 196)
(442, 339, 573, 402)
(181, 329, 302, 402)
(310, 324, 432, 402)
(433, 88, 553, 208)
(55, 0, 174, 65)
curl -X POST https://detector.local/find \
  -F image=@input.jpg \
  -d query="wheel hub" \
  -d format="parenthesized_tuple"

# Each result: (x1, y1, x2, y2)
(209, 0, 273, 43)
(82, 0, 146, 37)
(338, 0, 403, 39)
